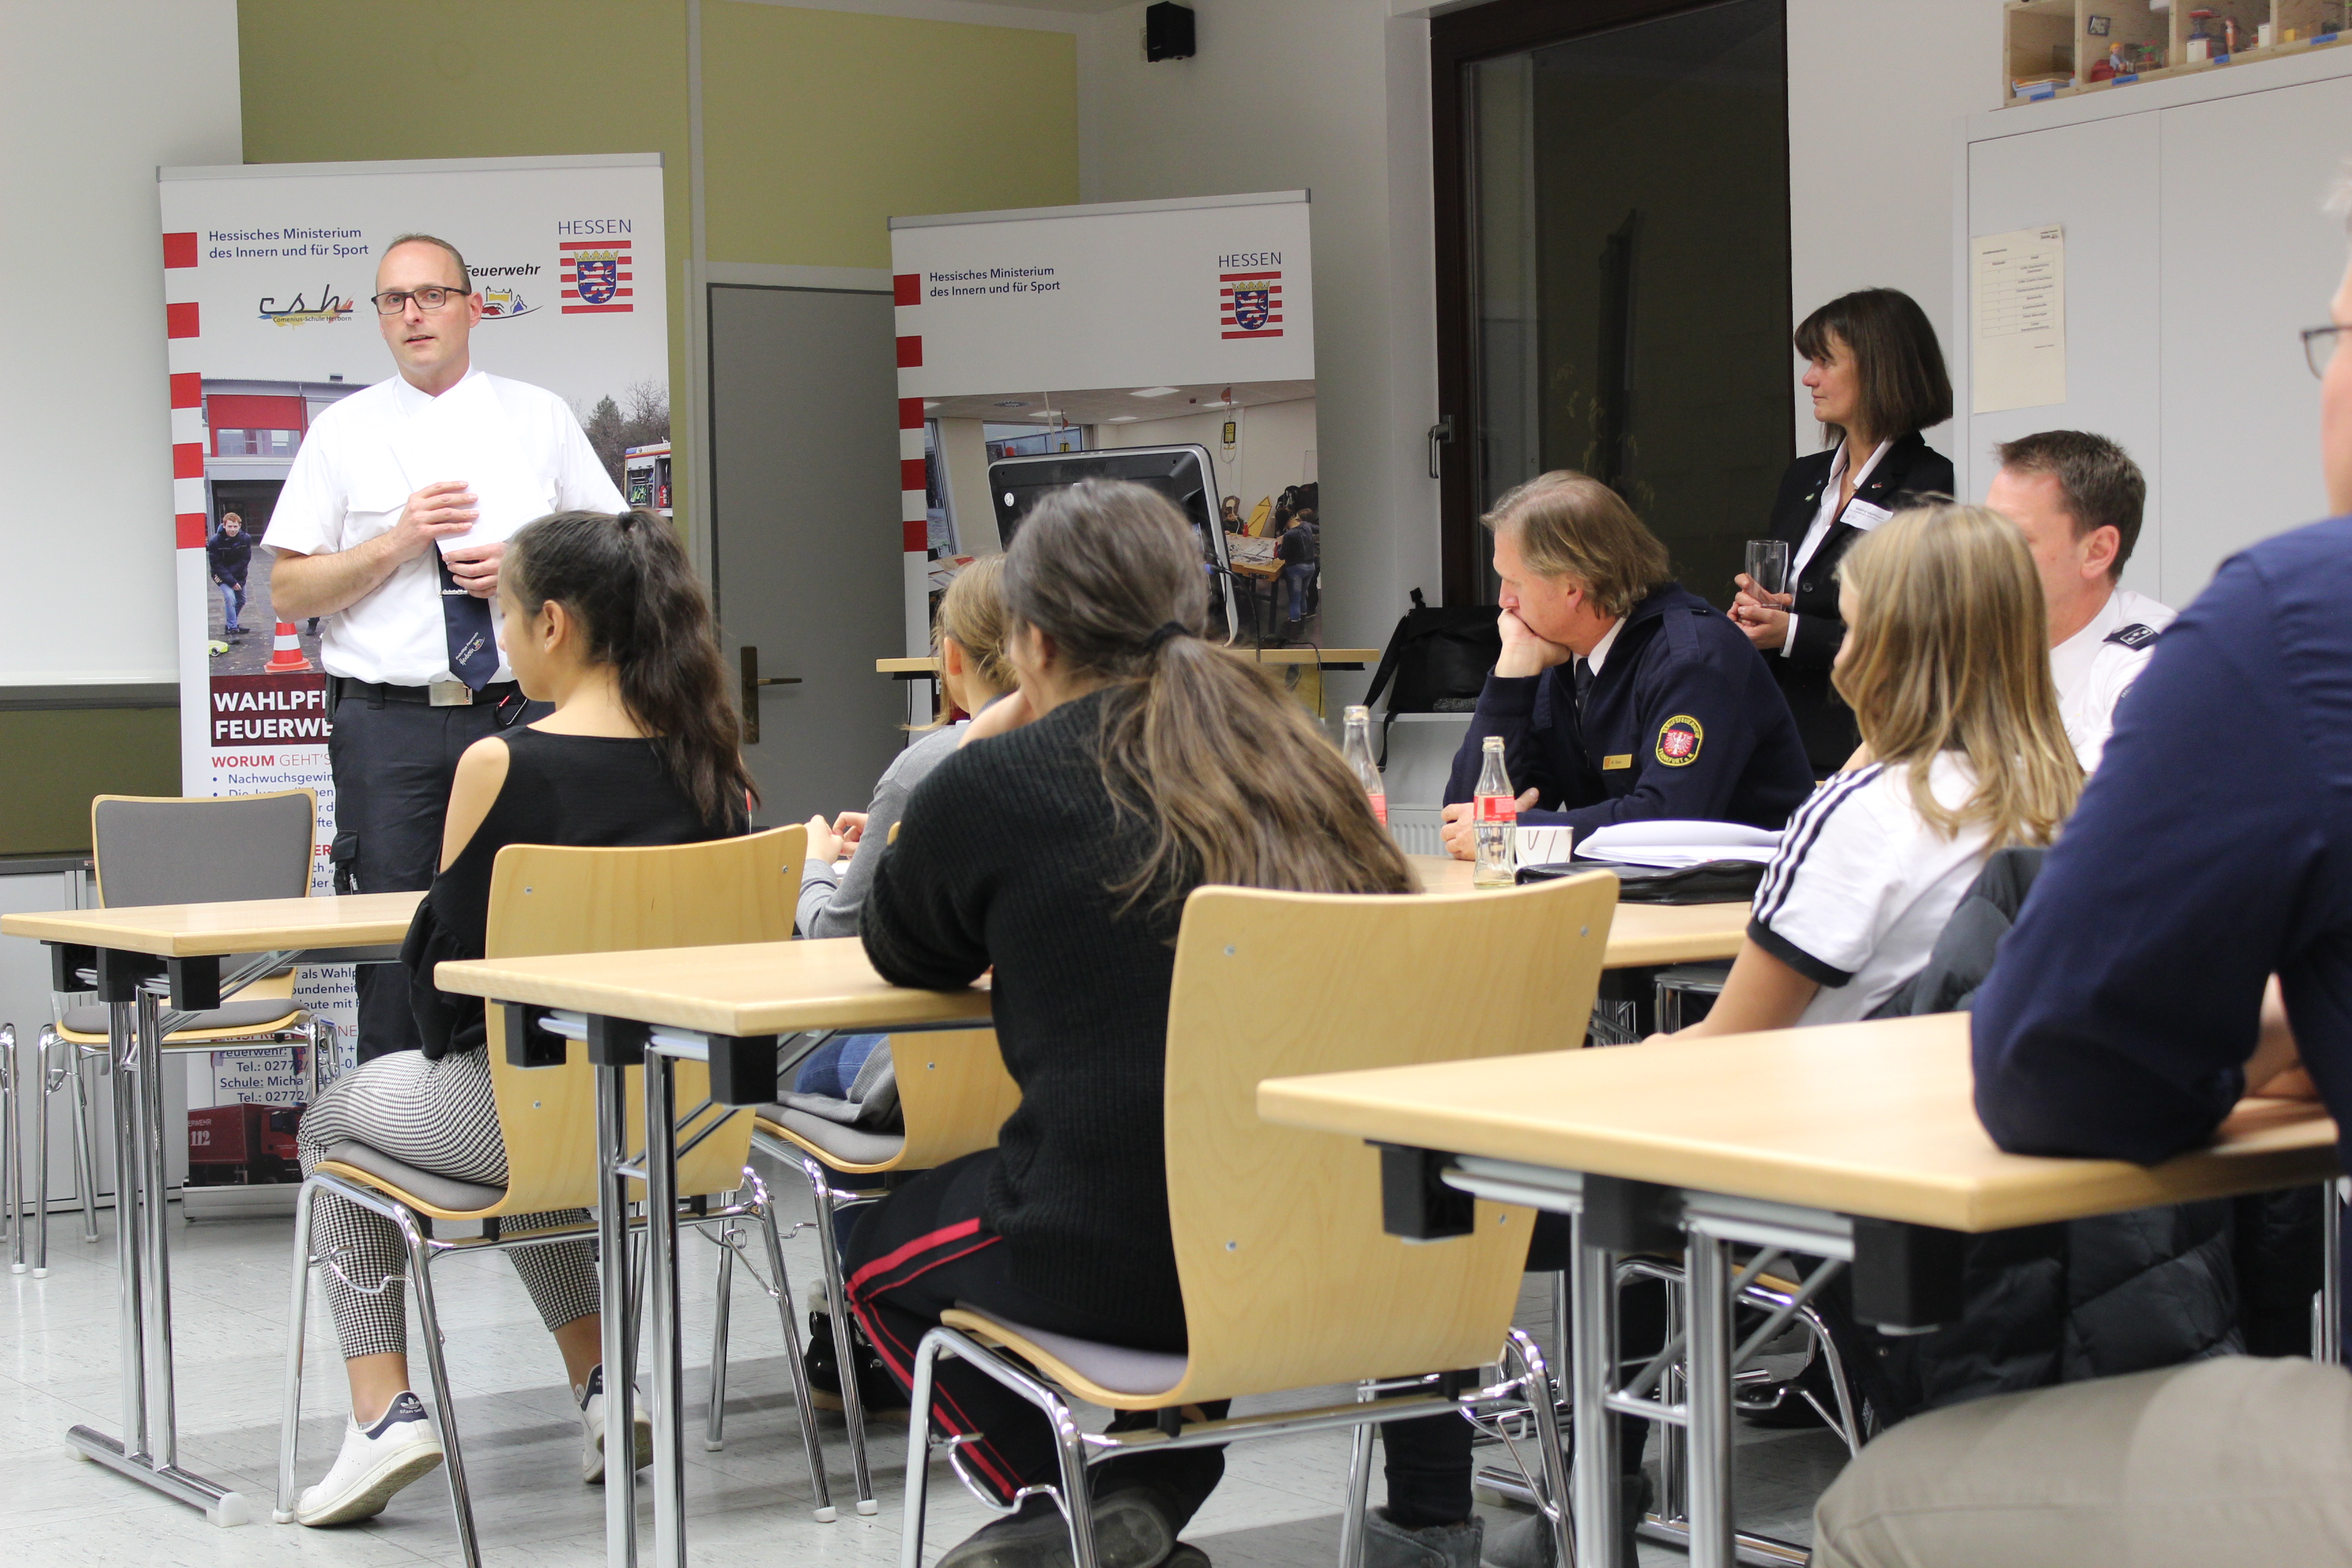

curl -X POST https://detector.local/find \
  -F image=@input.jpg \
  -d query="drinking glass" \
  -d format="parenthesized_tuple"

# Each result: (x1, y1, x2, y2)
(1744, 538, 1791, 598)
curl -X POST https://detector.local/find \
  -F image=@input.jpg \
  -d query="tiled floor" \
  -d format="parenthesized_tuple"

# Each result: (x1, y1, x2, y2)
(0, 1162, 1847, 1567)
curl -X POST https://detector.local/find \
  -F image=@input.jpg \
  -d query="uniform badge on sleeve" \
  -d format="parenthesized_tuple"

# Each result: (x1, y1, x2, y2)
(2104, 623, 2159, 649)
(1655, 715, 1704, 766)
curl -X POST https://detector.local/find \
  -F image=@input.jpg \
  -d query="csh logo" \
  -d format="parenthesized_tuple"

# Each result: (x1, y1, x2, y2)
(256, 287, 355, 327)
(1219, 267, 1282, 340)
(561, 238, 634, 314)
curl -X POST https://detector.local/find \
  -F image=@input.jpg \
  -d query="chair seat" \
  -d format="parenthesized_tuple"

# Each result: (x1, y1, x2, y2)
(756, 1105, 907, 1169)
(321, 1141, 507, 1213)
(942, 1305, 1189, 1401)
(59, 997, 304, 1041)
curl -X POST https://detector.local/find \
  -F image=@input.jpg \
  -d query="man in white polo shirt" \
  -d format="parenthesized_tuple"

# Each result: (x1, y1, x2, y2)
(267, 232, 623, 1061)
(1984, 430, 2174, 772)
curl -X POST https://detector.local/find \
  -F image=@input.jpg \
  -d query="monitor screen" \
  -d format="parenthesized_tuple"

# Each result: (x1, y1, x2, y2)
(986, 444, 1241, 642)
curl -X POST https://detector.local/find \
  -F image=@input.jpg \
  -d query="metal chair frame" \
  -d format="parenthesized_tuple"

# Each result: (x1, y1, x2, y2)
(276, 1156, 826, 1567)
(902, 1323, 1573, 1568)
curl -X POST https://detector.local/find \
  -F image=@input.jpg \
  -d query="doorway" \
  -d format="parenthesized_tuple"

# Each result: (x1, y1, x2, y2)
(1433, 0, 1793, 607)
(706, 278, 906, 828)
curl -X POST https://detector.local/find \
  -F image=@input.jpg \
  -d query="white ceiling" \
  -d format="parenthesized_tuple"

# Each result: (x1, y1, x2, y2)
(926, 380, 1316, 427)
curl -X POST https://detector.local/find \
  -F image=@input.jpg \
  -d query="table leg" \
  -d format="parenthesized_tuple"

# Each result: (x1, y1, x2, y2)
(598, 1059, 639, 1568)
(2323, 1177, 2345, 1367)
(1568, 1213, 1620, 1567)
(135, 986, 180, 1469)
(112, 997, 146, 1460)
(642, 1049, 688, 1568)
(1684, 1231, 1735, 1568)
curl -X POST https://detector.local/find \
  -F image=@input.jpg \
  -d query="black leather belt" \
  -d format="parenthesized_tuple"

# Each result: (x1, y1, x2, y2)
(332, 676, 524, 708)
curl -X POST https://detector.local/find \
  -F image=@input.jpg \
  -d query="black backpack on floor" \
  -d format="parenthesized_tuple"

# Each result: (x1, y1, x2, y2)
(1362, 590, 1501, 764)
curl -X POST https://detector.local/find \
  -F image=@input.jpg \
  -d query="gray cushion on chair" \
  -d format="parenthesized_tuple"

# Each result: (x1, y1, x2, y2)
(61, 997, 304, 1039)
(954, 1307, 1188, 1399)
(760, 1104, 906, 1166)
(93, 792, 314, 907)
(323, 1141, 506, 1213)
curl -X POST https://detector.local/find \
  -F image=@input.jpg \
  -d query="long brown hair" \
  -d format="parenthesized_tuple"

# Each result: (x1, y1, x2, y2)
(1832, 504, 2079, 849)
(998, 481, 1414, 908)
(505, 509, 756, 825)
(1794, 287, 1952, 444)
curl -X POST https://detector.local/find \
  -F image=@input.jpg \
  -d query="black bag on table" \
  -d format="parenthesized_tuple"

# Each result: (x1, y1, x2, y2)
(1514, 857, 1765, 905)
(1362, 589, 1502, 764)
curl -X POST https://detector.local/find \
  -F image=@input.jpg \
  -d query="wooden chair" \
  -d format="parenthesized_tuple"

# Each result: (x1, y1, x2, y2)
(275, 827, 834, 1567)
(715, 1024, 1022, 1512)
(902, 870, 1620, 1568)
(23, 791, 331, 1275)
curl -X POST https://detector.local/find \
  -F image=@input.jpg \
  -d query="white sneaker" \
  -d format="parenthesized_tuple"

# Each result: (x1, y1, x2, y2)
(295, 1391, 444, 1526)
(577, 1364, 653, 1484)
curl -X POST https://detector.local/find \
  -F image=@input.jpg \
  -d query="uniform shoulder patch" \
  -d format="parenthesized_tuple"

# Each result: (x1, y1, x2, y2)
(1655, 714, 1703, 767)
(2104, 622, 2159, 650)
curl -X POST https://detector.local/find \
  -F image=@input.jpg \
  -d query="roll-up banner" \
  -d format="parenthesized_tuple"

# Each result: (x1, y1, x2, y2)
(157, 154, 667, 1107)
(888, 191, 1318, 677)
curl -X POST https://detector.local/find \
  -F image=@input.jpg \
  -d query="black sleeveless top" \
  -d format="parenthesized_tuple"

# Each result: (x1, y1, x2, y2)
(401, 728, 747, 1060)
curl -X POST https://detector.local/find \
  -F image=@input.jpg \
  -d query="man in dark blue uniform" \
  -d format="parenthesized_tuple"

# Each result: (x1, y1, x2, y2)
(1810, 223, 2352, 1567)
(1439, 470, 1812, 857)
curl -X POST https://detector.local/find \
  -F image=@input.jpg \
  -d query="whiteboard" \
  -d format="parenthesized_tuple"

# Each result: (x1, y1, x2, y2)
(1959, 52, 2352, 608)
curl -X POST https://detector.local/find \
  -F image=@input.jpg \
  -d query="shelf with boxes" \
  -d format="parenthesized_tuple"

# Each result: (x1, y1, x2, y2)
(2004, 1, 2352, 108)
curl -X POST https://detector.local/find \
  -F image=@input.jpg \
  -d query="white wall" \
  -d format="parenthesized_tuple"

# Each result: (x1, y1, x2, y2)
(1785, 0, 2006, 463)
(1077, 0, 1437, 687)
(0, 1, 243, 687)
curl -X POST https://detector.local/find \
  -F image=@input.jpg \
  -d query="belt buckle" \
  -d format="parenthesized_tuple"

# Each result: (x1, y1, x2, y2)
(428, 680, 473, 707)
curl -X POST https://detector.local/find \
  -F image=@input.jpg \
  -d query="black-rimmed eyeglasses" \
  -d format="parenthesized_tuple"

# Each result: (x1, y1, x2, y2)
(371, 285, 467, 316)
(2302, 324, 2350, 378)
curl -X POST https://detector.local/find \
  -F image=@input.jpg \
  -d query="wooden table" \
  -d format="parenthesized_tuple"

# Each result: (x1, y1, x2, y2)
(433, 937, 991, 1568)
(1258, 1012, 2344, 1568)
(0, 893, 421, 1528)
(1405, 855, 1750, 970)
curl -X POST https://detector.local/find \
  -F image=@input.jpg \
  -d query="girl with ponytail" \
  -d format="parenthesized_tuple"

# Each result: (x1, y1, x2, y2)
(839, 482, 1418, 1568)
(285, 508, 750, 1526)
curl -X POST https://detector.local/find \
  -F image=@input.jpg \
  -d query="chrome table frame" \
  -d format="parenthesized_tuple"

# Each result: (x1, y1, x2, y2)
(40, 940, 394, 1527)
(1418, 1152, 2347, 1568)
(505, 1002, 987, 1568)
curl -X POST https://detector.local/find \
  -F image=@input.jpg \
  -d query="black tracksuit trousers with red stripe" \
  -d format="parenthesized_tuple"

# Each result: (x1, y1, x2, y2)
(842, 1149, 1488, 1529)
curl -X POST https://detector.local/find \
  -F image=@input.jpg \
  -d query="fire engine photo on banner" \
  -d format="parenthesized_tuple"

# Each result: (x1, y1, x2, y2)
(889, 192, 1318, 679)
(158, 153, 667, 1117)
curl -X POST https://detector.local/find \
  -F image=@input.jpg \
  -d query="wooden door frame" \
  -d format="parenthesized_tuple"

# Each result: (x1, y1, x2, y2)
(1430, 0, 1772, 603)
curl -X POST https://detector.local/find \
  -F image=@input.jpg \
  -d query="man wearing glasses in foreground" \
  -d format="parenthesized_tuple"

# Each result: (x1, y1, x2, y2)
(267, 233, 623, 1063)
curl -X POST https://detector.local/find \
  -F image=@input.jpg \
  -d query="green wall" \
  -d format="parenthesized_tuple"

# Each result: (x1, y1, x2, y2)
(9, 3, 1079, 855)
(0, 709, 181, 857)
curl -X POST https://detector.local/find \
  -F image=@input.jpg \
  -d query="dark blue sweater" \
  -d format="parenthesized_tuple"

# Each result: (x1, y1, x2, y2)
(1974, 517, 2352, 1168)
(1443, 583, 1814, 838)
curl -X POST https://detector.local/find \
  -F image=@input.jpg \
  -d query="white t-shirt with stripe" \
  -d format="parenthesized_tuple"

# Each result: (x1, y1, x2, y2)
(1748, 755, 1997, 1026)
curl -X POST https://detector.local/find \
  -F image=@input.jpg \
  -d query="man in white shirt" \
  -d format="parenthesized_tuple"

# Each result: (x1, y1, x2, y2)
(1984, 431, 2173, 771)
(267, 233, 623, 1060)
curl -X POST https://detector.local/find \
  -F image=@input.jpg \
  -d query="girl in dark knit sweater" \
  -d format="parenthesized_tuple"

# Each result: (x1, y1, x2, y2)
(848, 482, 1457, 1568)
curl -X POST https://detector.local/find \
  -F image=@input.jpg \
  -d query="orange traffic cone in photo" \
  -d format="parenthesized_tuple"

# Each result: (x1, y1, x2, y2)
(265, 621, 311, 672)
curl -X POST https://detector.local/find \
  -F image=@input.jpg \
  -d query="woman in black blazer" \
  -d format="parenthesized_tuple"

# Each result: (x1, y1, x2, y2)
(1733, 287, 1955, 773)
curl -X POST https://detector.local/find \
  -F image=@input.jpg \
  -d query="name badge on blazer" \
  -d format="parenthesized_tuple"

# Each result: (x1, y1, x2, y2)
(1601, 753, 1634, 770)
(1840, 499, 1895, 532)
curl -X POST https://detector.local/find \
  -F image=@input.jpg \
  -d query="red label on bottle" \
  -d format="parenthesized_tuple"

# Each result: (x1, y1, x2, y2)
(1368, 793, 1388, 824)
(1475, 794, 1516, 825)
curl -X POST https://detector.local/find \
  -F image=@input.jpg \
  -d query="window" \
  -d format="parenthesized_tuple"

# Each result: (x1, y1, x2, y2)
(212, 428, 300, 458)
(1433, 0, 1792, 606)
(983, 423, 1085, 461)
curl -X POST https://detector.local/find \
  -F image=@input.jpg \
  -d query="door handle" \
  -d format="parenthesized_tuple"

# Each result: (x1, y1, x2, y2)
(738, 646, 802, 745)
(1427, 414, 1454, 480)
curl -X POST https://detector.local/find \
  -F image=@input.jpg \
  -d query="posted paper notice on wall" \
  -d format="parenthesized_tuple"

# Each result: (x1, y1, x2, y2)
(1972, 225, 2066, 414)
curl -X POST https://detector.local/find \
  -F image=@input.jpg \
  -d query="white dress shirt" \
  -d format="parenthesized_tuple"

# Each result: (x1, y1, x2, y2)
(1582, 615, 1625, 678)
(2049, 586, 2175, 772)
(1782, 438, 1891, 657)
(263, 368, 624, 686)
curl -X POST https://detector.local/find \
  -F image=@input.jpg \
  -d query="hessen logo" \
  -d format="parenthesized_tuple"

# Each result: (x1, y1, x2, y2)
(561, 239, 633, 314)
(1218, 264, 1282, 340)
(256, 286, 355, 327)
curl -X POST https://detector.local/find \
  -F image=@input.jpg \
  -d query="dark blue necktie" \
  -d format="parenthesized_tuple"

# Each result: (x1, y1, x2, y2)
(438, 553, 498, 690)
(1572, 657, 1594, 712)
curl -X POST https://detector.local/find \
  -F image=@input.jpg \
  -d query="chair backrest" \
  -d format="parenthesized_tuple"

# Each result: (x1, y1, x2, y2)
(92, 791, 316, 908)
(1161, 870, 1619, 1405)
(480, 825, 804, 1214)
(889, 1028, 1024, 1171)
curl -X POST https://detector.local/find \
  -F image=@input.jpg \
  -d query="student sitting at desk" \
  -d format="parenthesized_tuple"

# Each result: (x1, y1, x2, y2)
(1667, 504, 2080, 1036)
(1438, 471, 1814, 859)
(846, 480, 1420, 1568)
(287, 509, 752, 1527)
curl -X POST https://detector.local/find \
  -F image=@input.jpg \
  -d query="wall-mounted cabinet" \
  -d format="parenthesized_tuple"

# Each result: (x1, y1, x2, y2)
(2004, 1, 2352, 107)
